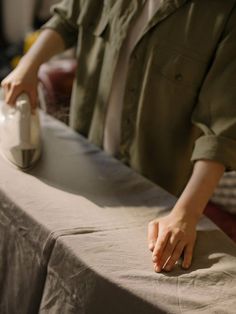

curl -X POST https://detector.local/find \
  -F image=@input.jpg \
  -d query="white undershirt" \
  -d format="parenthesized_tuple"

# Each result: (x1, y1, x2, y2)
(103, 0, 162, 156)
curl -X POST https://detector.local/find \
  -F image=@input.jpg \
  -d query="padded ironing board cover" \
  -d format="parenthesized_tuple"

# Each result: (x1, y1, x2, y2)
(0, 113, 235, 314)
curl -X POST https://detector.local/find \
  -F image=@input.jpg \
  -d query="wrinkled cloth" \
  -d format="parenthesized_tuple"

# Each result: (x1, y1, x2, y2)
(0, 112, 173, 314)
(40, 226, 236, 314)
(0, 113, 236, 313)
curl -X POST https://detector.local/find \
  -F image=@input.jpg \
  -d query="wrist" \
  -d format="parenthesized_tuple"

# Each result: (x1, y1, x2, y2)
(18, 56, 41, 73)
(171, 204, 202, 224)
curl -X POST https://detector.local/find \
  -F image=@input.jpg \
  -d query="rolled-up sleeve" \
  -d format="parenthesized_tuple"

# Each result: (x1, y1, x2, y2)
(41, 0, 80, 48)
(191, 5, 236, 170)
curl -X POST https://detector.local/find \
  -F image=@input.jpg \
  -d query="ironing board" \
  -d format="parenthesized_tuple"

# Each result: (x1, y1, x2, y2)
(0, 112, 236, 313)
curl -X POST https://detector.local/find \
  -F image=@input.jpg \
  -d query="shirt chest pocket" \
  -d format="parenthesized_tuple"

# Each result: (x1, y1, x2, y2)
(153, 46, 208, 90)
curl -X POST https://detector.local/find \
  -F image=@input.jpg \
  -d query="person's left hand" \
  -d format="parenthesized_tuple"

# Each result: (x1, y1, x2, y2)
(147, 210, 197, 272)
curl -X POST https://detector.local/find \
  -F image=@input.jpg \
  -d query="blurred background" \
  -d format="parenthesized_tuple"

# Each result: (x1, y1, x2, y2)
(0, 0, 58, 80)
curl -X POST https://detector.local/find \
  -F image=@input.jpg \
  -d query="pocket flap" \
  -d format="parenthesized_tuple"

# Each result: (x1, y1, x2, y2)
(77, 4, 109, 37)
(93, 15, 109, 36)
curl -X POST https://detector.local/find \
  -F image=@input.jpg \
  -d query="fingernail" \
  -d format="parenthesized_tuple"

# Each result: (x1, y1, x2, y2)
(165, 265, 171, 272)
(152, 255, 158, 262)
(155, 265, 161, 273)
(148, 242, 155, 250)
(183, 263, 190, 269)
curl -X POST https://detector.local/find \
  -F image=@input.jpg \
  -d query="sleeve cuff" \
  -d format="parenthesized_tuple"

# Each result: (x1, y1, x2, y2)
(41, 15, 78, 49)
(191, 135, 236, 170)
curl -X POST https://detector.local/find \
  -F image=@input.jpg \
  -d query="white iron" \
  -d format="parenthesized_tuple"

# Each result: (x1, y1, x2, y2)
(0, 92, 41, 169)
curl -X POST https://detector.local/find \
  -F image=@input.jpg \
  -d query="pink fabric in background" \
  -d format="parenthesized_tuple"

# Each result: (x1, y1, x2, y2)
(205, 202, 236, 243)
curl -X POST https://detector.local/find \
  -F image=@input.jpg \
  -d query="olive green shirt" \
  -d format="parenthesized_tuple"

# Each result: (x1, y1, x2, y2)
(43, 0, 236, 196)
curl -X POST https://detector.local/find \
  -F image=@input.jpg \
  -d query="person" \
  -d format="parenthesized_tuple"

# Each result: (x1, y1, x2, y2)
(1, 0, 236, 273)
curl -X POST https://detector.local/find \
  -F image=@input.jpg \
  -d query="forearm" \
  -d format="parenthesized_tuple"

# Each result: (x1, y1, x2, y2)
(172, 159, 225, 221)
(1, 29, 66, 105)
(19, 28, 66, 72)
(148, 159, 225, 272)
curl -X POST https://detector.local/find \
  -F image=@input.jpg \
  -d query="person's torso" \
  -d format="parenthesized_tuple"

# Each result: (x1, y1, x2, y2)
(70, 0, 236, 195)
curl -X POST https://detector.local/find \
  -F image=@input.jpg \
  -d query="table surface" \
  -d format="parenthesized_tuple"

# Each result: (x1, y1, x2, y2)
(0, 112, 236, 314)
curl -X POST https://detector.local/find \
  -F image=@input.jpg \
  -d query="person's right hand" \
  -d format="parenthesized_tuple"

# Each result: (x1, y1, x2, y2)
(1, 63, 38, 108)
(147, 210, 197, 272)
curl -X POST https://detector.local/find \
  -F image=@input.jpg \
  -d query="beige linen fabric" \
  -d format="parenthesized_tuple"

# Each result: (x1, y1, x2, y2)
(0, 112, 236, 313)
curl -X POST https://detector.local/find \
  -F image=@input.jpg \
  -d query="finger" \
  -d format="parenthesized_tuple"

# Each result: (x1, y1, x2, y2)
(154, 233, 179, 271)
(182, 243, 194, 269)
(6, 93, 18, 106)
(29, 90, 38, 110)
(152, 230, 170, 271)
(163, 241, 185, 272)
(147, 221, 158, 251)
(5, 85, 22, 105)
(1, 81, 10, 97)
(1, 78, 8, 87)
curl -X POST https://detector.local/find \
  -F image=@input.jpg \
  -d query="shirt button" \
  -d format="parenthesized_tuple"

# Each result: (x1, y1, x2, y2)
(125, 118, 131, 126)
(175, 73, 183, 81)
